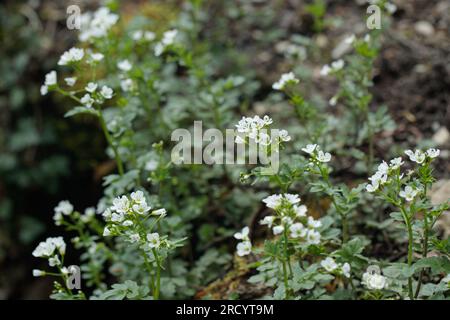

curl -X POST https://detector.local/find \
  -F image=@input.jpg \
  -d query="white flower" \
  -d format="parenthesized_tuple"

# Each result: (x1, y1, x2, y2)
(317, 150, 332, 163)
(122, 220, 133, 226)
(284, 194, 300, 205)
(320, 65, 331, 76)
(234, 226, 250, 241)
(147, 233, 161, 249)
(117, 59, 132, 72)
(132, 202, 151, 215)
(49, 255, 61, 267)
(272, 72, 299, 90)
(344, 34, 356, 44)
(306, 230, 321, 245)
(405, 149, 426, 164)
(307, 216, 322, 229)
(364, 34, 371, 43)
(32, 237, 66, 258)
(331, 59, 344, 70)
(54, 200, 73, 216)
(385, 2, 397, 14)
(120, 78, 134, 92)
(132, 30, 144, 41)
(145, 160, 158, 171)
(129, 233, 140, 243)
(58, 48, 84, 65)
(389, 157, 404, 169)
(366, 181, 380, 193)
(272, 225, 284, 235)
(90, 52, 104, 62)
(278, 129, 291, 142)
(426, 148, 440, 158)
(79, 7, 119, 42)
(154, 29, 178, 56)
(260, 215, 275, 228)
(342, 263, 351, 278)
(399, 185, 419, 202)
(294, 204, 307, 217)
(85, 82, 98, 93)
(362, 272, 387, 290)
(152, 208, 167, 217)
(81, 207, 95, 223)
(64, 77, 77, 86)
(111, 212, 125, 223)
(103, 227, 111, 236)
(111, 196, 130, 213)
(144, 31, 156, 41)
(236, 241, 252, 256)
(40, 85, 48, 96)
(80, 93, 94, 108)
(329, 95, 338, 106)
(32, 269, 45, 277)
(377, 161, 389, 175)
(45, 70, 57, 86)
(100, 86, 114, 99)
(321, 257, 338, 272)
(290, 223, 306, 238)
(302, 144, 317, 154)
(130, 190, 145, 203)
(262, 194, 283, 209)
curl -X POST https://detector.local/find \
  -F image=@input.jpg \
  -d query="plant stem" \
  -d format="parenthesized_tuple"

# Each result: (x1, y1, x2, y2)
(415, 186, 429, 298)
(152, 248, 161, 300)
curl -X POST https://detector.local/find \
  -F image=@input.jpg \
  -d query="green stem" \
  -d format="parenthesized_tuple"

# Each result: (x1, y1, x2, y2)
(152, 248, 161, 300)
(415, 186, 429, 298)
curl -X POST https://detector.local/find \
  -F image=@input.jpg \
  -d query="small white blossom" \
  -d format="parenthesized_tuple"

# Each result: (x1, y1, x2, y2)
(58, 48, 84, 65)
(80, 93, 94, 108)
(321, 257, 338, 272)
(293, 205, 307, 217)
(289, 223, 306, 238)
(130, 190, 145, 203)
(79, 7, 119, 42)
(32, 269, 45, 277)
(260, 216, 275, 228)
(302, 144, 318, 154)
(90, 52, 104, 62)
(306, 230, 321, 245)
(129, 233, 140, 243)
(362, 271, 387, 290)
(272, 72, 299, 90)
(120, 78, 134, 91)
(132, 202, 151, 215)
(64, 77, 77, 87)
(234, 226, 250, 241)
(399, 185, 419, 202)
(342, 263, 351, 278)
(147, 233, 161, 249)
(85, 82, 98, 93)
(344, 34, 356, 44)
(100, 85, 114, 99)
(154, 29, 178, 56)
(103, 226, 111, 236)
(307, 216, 322, 229)
(236, 241, 252, 256)
(272, 225, 284, 235)
(111, 196, 130, 214)
(317, 150, 332, 163)
(117, 59, 132, 72)
(262, 194, 283, 209)
(389, 157, 404, 169)
(152, 208, 167, 217)
(54, 200, 74, 216)
(426, 148, 440, 158)
(405, 149, 426, 164)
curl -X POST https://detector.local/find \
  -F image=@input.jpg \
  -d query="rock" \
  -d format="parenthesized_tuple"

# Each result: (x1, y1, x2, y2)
(432, 127, 450, 146)
(414, 21, 435, 37)
(430, 180, 450, 238)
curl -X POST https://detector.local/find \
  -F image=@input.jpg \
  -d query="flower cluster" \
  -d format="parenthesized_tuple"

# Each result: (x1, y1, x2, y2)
(80, 82, 114, 108)
(234, 227, 252, 257)
(102, 191, 168, 250)
(404, 148, 439, 164)
(58, 47, 84, 66)
(365, 158, 403, 193)
(79, 7, 119, 42)
(320, 59, 344, 76)
(320, 257, 351, 278)
(260, 194, 322, 245)
(301, 144, 332, 163)
(154, 29, 178, 56)
(40, 70, 57, 96)
(53, 200, 74, 226)
(272, 72, 299, 91)
(32, 237, 68, 277)
(235, 115, 290, 146)
(362, 268, 388, 290)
